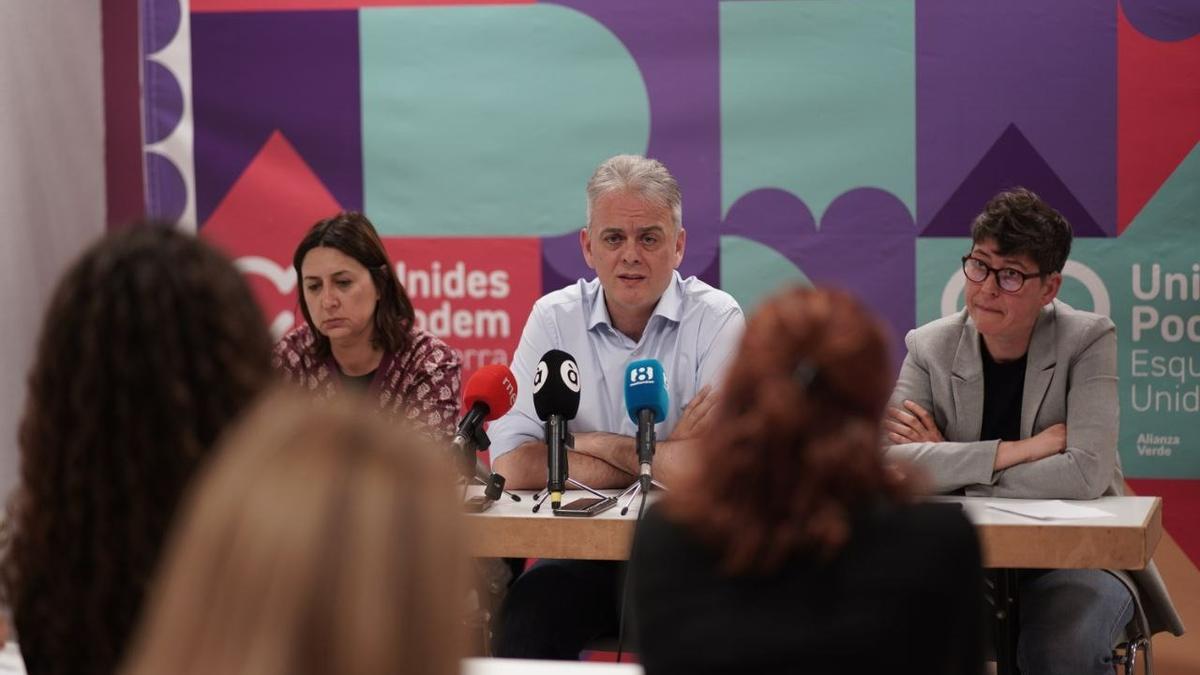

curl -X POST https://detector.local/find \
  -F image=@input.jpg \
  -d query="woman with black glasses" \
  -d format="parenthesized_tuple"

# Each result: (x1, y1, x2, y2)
(883, 188, 1183, 674)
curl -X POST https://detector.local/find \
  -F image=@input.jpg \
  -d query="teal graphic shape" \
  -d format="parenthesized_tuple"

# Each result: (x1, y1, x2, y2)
(1076, 143, 1200, 479)
(720, 0, 915, 220)
(719, 235, 812, 313)
(361, 5, 650, 236)
(916, 143, 1200, 479)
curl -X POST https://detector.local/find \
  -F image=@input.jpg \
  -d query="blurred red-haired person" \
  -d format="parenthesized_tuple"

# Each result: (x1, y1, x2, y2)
(632, 286, 984, 675)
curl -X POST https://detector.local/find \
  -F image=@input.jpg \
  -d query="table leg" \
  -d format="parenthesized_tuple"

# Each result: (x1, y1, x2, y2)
(993, 568, 1021, 675)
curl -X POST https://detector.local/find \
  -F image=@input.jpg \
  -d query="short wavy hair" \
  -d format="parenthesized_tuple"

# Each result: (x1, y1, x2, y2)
(292, 212, 415, 358)
(585, 154, 682, 230)
(1, 225, 273, 675)
(970, 187, 1073, 274)
(123, 389, 467, 675)
(664, 286, 914, 575)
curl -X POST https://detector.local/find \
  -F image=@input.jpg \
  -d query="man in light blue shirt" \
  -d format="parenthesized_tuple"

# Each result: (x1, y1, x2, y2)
(491, 154, 744, 660)
(490, 156, 744, 492)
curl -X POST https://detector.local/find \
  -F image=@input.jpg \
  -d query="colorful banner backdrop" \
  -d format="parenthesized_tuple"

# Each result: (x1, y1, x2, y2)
(141, 0, 1200, 553)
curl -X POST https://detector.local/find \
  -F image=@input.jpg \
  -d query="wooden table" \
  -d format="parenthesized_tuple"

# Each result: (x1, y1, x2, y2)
(462, 658, 641, 674)
(466, 489, 1163, 570)
(467, 489, 1162, 675)
(941, 495, 1162, 570)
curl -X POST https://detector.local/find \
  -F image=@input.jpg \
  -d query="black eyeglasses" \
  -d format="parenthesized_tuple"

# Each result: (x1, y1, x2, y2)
(961, 256, 1044, 293)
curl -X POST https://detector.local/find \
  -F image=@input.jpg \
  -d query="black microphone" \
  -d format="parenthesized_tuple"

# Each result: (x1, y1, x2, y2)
(532, 349, 580, 510)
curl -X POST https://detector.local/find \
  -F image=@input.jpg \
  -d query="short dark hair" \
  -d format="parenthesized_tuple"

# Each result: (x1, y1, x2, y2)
(292, 212, 415, 358)
(1, 224, 273, 675)
(970, 187, 1073, 274)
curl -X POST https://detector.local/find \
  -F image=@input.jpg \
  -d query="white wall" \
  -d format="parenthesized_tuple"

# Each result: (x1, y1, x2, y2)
(0, 1, 106, 501)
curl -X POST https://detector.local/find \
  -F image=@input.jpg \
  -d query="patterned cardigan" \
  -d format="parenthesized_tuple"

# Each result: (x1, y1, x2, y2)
(272, 323, 462, 442)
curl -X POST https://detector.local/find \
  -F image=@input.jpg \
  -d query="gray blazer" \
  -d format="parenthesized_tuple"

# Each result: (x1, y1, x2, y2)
(886, 300, 1184, 636)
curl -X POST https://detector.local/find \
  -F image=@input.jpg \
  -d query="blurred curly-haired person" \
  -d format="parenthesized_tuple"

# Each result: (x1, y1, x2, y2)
(1, 225, 274, 675)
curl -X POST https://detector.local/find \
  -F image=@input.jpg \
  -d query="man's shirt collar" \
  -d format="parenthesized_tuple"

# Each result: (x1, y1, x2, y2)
(586, 271, 684, 332)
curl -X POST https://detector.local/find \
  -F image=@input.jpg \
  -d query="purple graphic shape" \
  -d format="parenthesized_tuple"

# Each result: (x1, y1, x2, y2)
(540, 231, 586, 295)
(1122, 0, 1200, 41)
(142, 0, 181, 54)
(924, 125, 1106, 237)
(143, 60, 183, 145)
(191, 12, 362, 226)
(723, 188, 817, 239)
(724, 187, 915, 367)
(917, 0, 1116, 236)
(145, 152, 187, 224)
(542, 0, 722, 290)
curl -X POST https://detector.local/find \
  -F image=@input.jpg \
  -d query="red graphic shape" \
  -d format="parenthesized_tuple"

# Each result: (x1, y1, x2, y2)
(193, 0, 532, 12)
(202, 130, 342, 324)
(199, 130, 543, 392)
(1127, 478, 1200, 569)
(382, 237, 541, 385)
(1118, 6, 1200, 232)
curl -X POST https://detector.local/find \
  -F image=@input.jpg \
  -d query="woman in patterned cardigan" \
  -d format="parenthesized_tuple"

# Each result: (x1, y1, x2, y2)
(273, 212, 461, 441)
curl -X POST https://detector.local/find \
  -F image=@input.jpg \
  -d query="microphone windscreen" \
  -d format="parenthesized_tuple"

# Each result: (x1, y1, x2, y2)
(532, 349, 581, 421)
(624, 359, 668, 424)
(463, 364, 518, 421)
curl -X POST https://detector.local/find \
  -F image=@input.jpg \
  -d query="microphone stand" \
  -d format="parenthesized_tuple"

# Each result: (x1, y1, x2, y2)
(617, 407, 667, 515)
(453, 425, 522, 512)
(532, 415, 607, 512)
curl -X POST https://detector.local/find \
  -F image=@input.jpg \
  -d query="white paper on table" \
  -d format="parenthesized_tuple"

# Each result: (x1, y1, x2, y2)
(985, 500, 1116, 521)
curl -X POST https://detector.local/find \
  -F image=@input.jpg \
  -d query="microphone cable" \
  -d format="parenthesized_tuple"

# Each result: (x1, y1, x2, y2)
(614, 483, 650, 663)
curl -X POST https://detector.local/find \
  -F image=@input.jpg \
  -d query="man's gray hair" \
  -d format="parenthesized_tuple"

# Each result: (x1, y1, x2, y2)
(585, 154, 682, 230)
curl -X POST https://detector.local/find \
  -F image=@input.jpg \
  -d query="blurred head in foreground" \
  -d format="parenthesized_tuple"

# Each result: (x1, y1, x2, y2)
(664, 285, 915, 574)
(1, 225, 273, 675)
(123, 389, 467, 675)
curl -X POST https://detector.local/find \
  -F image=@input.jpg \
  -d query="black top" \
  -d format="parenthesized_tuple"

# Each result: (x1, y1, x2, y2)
(979, 338, 1026, 442)
(339, 368, 376, 391)
(631, 502, 985, 675)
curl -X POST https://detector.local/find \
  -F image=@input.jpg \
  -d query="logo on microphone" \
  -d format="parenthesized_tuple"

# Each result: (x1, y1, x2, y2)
(628, 365, 661, 387)
(502, 375, 517, 407)
(533, 361, 548, 393)
(561, 360, 580, 393)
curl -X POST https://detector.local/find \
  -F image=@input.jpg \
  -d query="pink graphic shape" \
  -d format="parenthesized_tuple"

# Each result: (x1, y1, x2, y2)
(193, 0, 531, 11)
(1127, 478, 1200, 569)
(1118, 5, 1200, 232)
(202, 130, 342, 321)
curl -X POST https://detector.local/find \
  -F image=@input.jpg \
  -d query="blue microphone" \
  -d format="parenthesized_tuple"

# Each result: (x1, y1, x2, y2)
(624, 359, 668, 490)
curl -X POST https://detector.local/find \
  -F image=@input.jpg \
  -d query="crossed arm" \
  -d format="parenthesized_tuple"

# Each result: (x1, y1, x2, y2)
(884, 320, 1117, 499)
(491, 384, 720, 490)
(885, 400, 1066, 472)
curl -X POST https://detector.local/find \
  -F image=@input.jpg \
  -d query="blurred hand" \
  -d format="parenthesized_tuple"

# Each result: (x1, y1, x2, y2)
(884, 400, 945, 444)
(668, 385, 717, 442)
